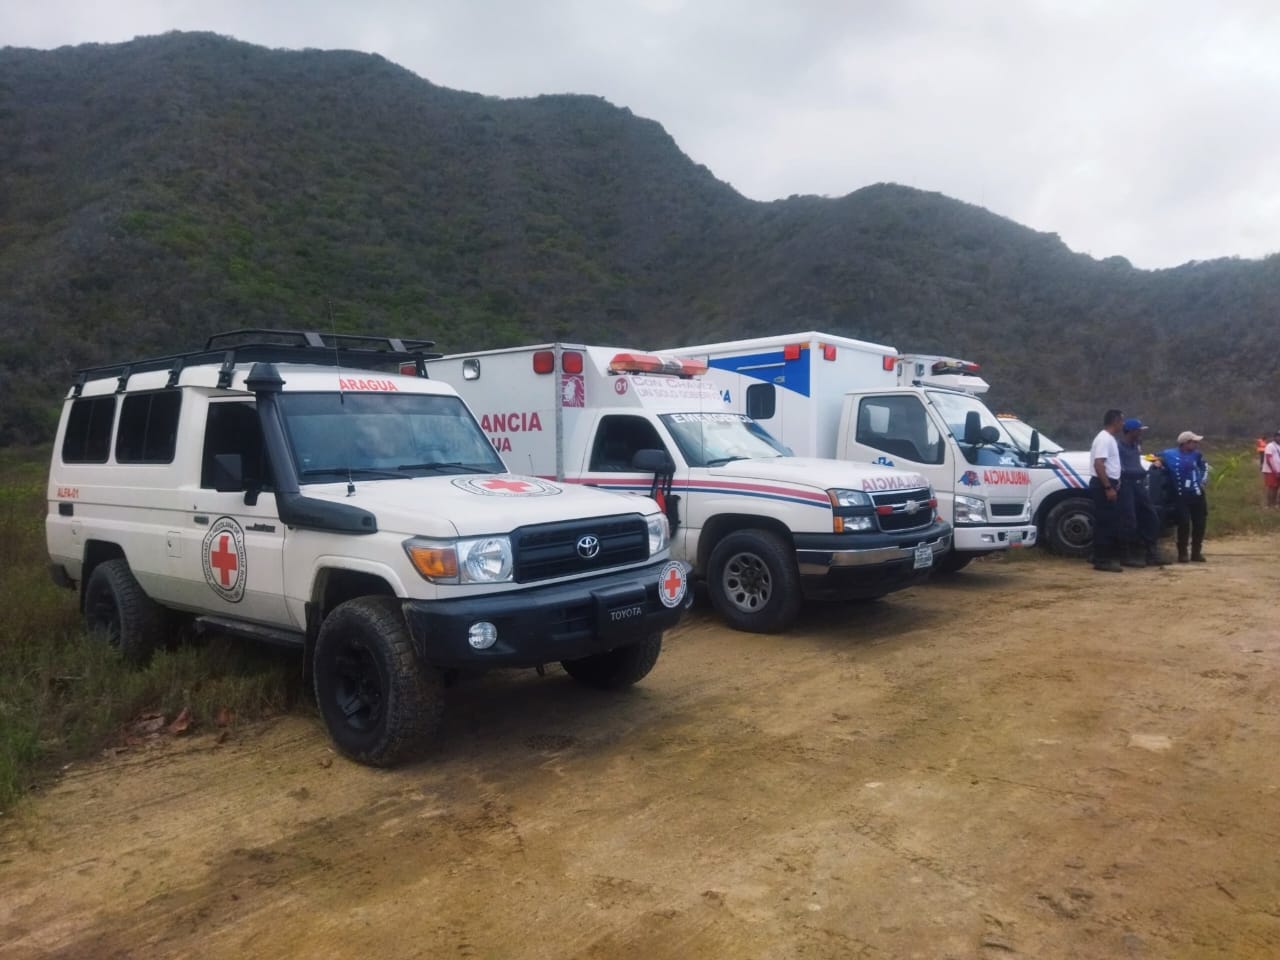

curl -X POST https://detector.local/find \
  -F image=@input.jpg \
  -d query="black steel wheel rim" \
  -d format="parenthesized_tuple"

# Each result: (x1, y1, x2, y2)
(332, 640, 385, 733)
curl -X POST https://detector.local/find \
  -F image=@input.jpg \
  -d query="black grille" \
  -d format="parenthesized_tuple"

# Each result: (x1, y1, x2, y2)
(871, 488, 935, 533)
(512, 514, 649, 583)
(990, 502, 1025, 517)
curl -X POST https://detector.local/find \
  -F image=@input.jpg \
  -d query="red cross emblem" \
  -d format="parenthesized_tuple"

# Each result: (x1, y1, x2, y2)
(482, 478, 533, 492)
(658, 561, 687, 608)
(210, 533, 239, 586)
(202, 517, 247, 602)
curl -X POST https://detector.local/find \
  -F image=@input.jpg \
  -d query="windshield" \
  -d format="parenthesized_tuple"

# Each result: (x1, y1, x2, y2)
(1000, 417, 1064, 455)
(659, 412, 789, 468)
(926, 390, 1025, 467)
(279, 392, 506, 482)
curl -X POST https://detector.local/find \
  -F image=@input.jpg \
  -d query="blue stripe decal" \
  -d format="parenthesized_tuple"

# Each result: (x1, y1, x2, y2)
(1061, 459, 1088, 487)
(707, 348, 812, 397)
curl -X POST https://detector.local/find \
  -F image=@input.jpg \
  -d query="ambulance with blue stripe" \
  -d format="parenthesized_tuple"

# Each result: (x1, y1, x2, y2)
(654, 333, 1037, 574)
(895, 354, 1099, 558)
(425, 345, 952, 634)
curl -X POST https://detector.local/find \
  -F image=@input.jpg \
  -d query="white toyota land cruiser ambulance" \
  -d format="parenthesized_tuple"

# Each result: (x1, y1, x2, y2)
(424, 344, 951, 634)
(46, 330, 687, 766)
(656, 332, 1036, 573)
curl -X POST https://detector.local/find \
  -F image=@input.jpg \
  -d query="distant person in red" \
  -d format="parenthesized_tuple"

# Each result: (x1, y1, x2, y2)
(1257, 435, 1267, 467)
(1263, 430, 1280, 509)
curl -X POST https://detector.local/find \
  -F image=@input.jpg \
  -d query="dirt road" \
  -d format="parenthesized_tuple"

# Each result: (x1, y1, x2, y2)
(3, 540, 1279, 959)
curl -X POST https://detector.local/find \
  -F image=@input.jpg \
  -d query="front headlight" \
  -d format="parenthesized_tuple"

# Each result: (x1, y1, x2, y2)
(458, 536, 514, 582)
(954, 495, 988, 524)
(647, 513, 670, 556)
(404, 536, 514, 584)
(828, 488, 873, 509)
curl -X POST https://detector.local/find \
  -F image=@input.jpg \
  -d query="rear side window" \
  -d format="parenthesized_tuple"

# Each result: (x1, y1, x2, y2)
(115, 391, 182, 464)
(61, 396, 117, 463)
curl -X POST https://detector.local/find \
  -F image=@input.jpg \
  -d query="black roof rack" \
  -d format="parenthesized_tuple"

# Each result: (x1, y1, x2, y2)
(71, 329, 441, 396)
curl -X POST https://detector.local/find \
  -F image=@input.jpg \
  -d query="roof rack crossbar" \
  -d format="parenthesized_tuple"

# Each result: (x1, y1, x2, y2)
(72, 330, 444, 386)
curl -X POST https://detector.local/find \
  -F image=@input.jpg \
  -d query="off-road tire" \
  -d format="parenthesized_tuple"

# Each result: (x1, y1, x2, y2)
(82, 558, 167, 665)
(561, 633, 663, 690)
(932, 550, 974, 575)
(1044, 496, 1094, 558)
(313, 596, 443, 767)
(707, 529, 802, 633)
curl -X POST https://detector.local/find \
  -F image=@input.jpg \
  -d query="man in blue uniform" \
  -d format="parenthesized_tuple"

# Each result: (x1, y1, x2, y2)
(1117, 418, 1167, 566)
(1159, 431, 1209, 563)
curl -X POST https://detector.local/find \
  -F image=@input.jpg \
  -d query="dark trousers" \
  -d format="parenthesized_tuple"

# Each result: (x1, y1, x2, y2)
(1090, 477, 1122, 561)
(1119, 471, 1160, 550)
(1174, 495, 1207, 558)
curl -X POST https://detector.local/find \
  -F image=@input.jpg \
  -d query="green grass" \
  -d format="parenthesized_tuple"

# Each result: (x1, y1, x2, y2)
(1200, 444, 1280, 538)
(0, 447, 303, 811)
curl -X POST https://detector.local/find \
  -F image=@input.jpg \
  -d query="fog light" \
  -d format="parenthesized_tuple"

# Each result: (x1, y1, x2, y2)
(468, 621, 498, 650)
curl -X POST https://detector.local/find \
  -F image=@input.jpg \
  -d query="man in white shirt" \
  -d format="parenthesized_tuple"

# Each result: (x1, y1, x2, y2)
(1263, 430, 1280, 509)
(1089, 408, 1125, 572)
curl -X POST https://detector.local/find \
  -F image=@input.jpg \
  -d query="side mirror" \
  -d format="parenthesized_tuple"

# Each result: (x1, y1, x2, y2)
(212, 453, 244, 492)
(963, 411, 982, 445)
(1026, 429, 1041, 466)
(979, 425, 1000, 445)
(632, 448, 675, 474)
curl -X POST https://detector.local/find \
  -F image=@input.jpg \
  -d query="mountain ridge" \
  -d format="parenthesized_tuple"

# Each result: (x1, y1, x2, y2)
(1, 31, 1276, 446)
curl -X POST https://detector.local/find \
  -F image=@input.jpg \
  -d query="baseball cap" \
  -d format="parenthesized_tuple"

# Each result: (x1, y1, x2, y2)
(1177, 430, 1203, 444)
(1122, 418, 1147, 432)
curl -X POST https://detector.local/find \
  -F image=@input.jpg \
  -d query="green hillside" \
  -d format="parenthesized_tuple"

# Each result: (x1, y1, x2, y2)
(1, 31, 1277, 447)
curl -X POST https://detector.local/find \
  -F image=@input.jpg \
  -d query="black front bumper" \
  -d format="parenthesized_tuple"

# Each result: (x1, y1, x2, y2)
(403, 559, 686, 668)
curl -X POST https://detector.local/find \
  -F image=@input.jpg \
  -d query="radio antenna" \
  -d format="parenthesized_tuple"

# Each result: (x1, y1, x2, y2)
(327, 300, 356, 496)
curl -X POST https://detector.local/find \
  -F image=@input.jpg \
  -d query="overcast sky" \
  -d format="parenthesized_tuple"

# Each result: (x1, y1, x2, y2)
(5, 0, 1279, 269)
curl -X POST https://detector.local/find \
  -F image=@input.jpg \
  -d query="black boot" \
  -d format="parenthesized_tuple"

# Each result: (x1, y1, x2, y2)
(1145, 546, 1169, 566)
(1177, 547, 1189, 563)
(1121, 544, 1146, 567)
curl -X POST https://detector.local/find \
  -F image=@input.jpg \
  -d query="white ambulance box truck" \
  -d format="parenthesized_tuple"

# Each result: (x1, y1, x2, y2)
(897, 353, 1098, 558)
(424, 344, 952, 634)
(659, 333, 1036, 573)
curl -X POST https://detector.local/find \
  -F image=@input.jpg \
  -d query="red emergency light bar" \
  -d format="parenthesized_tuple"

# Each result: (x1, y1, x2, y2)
(608, 353, 708, 378)
(882, 355, 896, 372)
(931, 359, 980, 375)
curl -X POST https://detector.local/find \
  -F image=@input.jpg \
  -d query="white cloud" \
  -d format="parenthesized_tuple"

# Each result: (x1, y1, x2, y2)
(3, 0, 1279, 266)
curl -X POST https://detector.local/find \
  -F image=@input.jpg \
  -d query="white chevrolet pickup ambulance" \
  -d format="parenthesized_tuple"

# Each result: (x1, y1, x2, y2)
(46, 330, 687, 766)
(657, 332, 1036, 573)
(424, 344, 951, 634)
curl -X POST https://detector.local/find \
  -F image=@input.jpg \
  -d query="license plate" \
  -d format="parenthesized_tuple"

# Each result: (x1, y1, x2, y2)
(1007, 531, 1025, 545)
(913, 544, 933, 569)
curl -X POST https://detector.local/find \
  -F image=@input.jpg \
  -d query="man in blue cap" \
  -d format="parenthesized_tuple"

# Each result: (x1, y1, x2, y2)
(1117, 417, 1167, 566)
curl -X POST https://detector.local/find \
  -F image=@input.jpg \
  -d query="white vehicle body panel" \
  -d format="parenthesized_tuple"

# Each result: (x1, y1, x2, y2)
(659, 333, 1037, 555)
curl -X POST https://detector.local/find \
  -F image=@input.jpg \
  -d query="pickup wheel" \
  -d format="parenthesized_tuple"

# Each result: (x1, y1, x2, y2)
(932, 550, 973, 574)
(561, 633, 662, 690)
(83, 558, 167, 665)
(313, 597, 443, 767)
(1044, 496, 1094, 558)
(708, 530, 801, 633)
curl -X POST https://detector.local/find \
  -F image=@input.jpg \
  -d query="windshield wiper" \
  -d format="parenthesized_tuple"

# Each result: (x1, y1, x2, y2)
(396, 461, 480, 474)
(705, 455, 751, 467)
(299, 467, 410, 481)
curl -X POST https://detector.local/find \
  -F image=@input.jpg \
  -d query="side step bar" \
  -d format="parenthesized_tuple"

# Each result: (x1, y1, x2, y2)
(195, 615, 305, 648)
